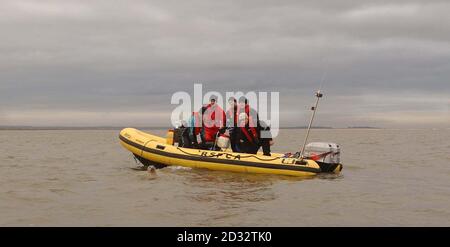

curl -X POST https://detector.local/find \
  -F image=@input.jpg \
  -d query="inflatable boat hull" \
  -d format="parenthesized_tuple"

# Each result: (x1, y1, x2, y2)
(119, 128, 336, 177)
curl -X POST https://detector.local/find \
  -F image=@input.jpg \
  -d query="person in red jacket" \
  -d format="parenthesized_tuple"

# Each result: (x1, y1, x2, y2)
(225, 97, 238, 151)
(236, 97, 259, 128)
(202, 96, 226, 143)
(226, 97, 238, 127)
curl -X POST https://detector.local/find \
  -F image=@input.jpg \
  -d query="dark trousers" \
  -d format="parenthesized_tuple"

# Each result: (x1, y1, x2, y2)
(260, 139, 271, 156)
(229, 128, 239, 152)
(237, 142, 259, 154)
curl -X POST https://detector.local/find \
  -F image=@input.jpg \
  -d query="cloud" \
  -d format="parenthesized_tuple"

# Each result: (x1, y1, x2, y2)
(342, 4, 420, 20)
(0, 0, 449, 127)
(1, 1, 94, 20)
(2, 109, 171, 127)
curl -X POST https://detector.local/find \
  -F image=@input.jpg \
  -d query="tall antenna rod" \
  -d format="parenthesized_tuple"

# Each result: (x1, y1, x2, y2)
(300, 90, 323, 159)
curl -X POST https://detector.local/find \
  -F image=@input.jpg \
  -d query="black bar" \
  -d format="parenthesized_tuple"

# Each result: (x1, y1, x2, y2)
(0, 227, 448, 246)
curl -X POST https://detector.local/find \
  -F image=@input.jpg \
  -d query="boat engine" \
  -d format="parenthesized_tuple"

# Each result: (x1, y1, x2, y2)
(304, 142, 342, 173)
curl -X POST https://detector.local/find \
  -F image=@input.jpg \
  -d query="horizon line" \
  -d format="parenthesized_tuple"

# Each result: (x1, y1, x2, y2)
(0, 125, 383, 130)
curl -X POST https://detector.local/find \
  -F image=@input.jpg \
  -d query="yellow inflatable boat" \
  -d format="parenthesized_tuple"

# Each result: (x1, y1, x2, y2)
(119, 128, 342, 177)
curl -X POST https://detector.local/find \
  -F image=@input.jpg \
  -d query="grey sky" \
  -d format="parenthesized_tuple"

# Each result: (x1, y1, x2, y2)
(0, 0, 449, 128)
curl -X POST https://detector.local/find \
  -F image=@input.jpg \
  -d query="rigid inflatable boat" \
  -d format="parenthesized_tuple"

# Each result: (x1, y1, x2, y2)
(119, 128, 343, 177)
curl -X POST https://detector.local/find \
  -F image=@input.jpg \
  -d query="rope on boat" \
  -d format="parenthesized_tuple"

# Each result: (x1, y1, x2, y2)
(175, 147, 282, 162)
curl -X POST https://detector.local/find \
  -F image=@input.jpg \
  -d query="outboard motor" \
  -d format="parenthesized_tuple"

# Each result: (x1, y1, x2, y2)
(304, 142, 342, 173)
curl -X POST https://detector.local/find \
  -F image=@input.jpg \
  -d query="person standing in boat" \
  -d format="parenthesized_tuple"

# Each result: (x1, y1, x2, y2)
(225, 97, 238, 151)
(202, 96, 226, 147)
(236, 113, 259, 154)
(183, 105, 209, 148)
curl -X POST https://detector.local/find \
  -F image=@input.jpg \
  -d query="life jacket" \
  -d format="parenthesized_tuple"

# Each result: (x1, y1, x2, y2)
(203, 104, 226, 142)
(236, 104, 258, 132)
(239, 126, 258, 144)
(226, 105, 237, 127)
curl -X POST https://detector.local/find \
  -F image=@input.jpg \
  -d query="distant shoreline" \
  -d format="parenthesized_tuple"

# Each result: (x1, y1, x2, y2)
(0, 126, 382, 130)
(0, 126, 168, 130)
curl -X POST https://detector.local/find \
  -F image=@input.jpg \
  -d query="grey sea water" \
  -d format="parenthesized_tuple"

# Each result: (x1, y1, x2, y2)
(1, 129, 449, 226)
